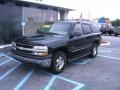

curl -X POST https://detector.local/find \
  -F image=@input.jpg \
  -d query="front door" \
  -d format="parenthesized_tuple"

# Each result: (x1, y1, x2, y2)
(68, 23, 85, 60)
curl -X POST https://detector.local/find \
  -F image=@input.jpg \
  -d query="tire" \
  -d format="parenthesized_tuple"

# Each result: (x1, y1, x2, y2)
(51, 51, 67, 74)
(89, 44, 98, 58)
(115, 34, 118, 36)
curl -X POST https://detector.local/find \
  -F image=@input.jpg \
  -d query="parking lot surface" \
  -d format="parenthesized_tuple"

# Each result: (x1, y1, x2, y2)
(0, 36, 120, 90)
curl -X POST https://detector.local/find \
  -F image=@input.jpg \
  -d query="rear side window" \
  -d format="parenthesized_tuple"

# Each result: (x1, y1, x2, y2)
(82, 24, 92, 34)
(91, 23, 100, 33)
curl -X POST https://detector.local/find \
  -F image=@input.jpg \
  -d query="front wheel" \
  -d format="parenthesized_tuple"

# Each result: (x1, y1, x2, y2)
(51, 51, 67, 74)
(115, 34, 118, 36)
(89, 44, 98, 58)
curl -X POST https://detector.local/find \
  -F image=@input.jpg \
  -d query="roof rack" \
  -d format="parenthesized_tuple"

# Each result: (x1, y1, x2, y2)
(63, 19, 90, 22)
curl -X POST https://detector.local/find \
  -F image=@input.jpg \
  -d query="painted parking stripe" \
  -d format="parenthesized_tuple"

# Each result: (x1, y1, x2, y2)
(57, 76, 85, 90)
(13, 70, 34, 90)
(57, 76, 85, 87)
(100, 41, 110, 46)
(44, 76, 57, 90)
(44, 75, 85, 90)
(40, 69, 85, 90)
(73, 85, 84, 90)
(0, 59, 11, 66)
(98, 55, 120, 61)
(0, 44, 12, 49)
(0, 54, 19, 65)
(0, 63, 21, 80)
(99, 50, 112, 53)
(100, 47, 120, 51)
(73, 60, 88, 65)
(0, 53, 4, 57)
(1, 54, 19, 63)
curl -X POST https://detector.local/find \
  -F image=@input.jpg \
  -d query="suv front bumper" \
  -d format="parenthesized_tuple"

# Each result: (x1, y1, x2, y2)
(11, 51, 52, 68)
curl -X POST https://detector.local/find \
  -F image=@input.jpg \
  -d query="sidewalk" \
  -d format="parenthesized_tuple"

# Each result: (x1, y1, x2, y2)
(101, 40, 110, 46)
(0, 45, 11, 55)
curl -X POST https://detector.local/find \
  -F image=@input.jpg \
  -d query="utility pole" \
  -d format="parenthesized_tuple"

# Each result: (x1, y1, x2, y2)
(88, 8, 91, 20)
(22, 7, 26, 36)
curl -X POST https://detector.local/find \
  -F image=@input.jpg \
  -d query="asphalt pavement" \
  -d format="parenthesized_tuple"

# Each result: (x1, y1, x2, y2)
(0, 35, 120, 90)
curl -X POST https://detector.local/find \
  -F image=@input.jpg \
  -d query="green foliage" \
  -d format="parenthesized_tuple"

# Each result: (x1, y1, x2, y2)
(111, 19, 120, 27)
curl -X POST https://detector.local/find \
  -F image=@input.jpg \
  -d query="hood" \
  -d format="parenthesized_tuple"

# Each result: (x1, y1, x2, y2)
(15, 34, 67, 46)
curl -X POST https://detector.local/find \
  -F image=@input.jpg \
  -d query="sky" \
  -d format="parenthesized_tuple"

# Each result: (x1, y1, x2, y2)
(21, 0, 120, 20)
(55, 0, 120, 20)
(58, 0, 120, 20)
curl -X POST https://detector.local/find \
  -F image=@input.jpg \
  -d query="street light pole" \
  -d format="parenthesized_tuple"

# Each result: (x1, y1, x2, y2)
(88, 8, 91, 20)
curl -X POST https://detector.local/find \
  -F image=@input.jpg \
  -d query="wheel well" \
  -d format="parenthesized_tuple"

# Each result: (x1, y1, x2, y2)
(94, 40, 100, 46)
(53, 47, 69, 59)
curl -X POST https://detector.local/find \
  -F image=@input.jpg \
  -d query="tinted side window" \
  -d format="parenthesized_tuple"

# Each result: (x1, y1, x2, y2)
(91, 23, 100, 33)
(82, 24, 92, 34)
(73, 24, 83, 35)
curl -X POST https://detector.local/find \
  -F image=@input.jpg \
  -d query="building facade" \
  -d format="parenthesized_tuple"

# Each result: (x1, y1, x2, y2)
(0, 0, 72, 45)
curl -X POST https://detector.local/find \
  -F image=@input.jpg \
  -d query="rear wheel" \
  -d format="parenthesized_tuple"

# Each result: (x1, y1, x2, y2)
(89, 44, 98, 58)
(115, 34, 118, 36)
(109, 33, 112, 35)
(51, 51, 67, 74)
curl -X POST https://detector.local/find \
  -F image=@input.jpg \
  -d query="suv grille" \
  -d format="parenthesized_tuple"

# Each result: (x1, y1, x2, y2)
(16, 43, 33, 48)
(16, 43, 33, 54)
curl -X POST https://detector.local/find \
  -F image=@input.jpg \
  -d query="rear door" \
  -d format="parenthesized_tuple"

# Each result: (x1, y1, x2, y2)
(81, 23, 94, 53)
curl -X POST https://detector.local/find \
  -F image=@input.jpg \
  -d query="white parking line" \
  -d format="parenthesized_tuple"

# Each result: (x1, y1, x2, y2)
(0, 59, 11, 66)
(57, 76, 85, 87)
(0, 44, 12, 49)
(44, 71, 85, 90)
(99, 50, 112, 53)
(72, 60, 88, 65)
(0, 53, 19, 63)
(13, 70, 34, 90)
(44, 76, 56, 90)
(100, 41, 111, 46)
(0, 53, 85, 90)
(0, 54, 19, 66)
(100, 47, 120, 51)
(0, 53, 4, 57)
(0, 63, 21, 80)
(98, 55, 120, 61)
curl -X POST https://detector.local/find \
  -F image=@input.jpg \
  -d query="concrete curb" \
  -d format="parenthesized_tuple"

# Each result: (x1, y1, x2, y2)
(100, 40, 110, 46)
(0, 44, 12, 49)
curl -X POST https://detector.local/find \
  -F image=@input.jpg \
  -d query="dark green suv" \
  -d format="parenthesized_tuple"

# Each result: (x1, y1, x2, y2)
(11, 20, 101, 74)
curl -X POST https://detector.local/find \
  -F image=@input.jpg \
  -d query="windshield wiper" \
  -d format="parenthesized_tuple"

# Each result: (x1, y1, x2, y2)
(47, 32, 59, 35)
(37, 30, 48, 34)
(37, 30, 59, 35)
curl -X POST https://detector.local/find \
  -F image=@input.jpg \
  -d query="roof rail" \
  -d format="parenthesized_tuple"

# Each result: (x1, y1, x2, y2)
(63, 19, 90, 21)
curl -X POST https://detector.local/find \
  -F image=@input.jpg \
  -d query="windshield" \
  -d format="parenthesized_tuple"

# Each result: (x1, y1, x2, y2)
(37, 24, 51, 33)
(37, 23, 71, 35)
(49, 23, 71, 35)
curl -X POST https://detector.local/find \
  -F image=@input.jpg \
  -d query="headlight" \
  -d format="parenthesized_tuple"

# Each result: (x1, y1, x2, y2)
(12, 42, 16, 50)
(33, 46, 48, 56)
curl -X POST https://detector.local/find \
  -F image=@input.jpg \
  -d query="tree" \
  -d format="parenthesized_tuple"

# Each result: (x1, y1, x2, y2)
(111, 19, 120, 27)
